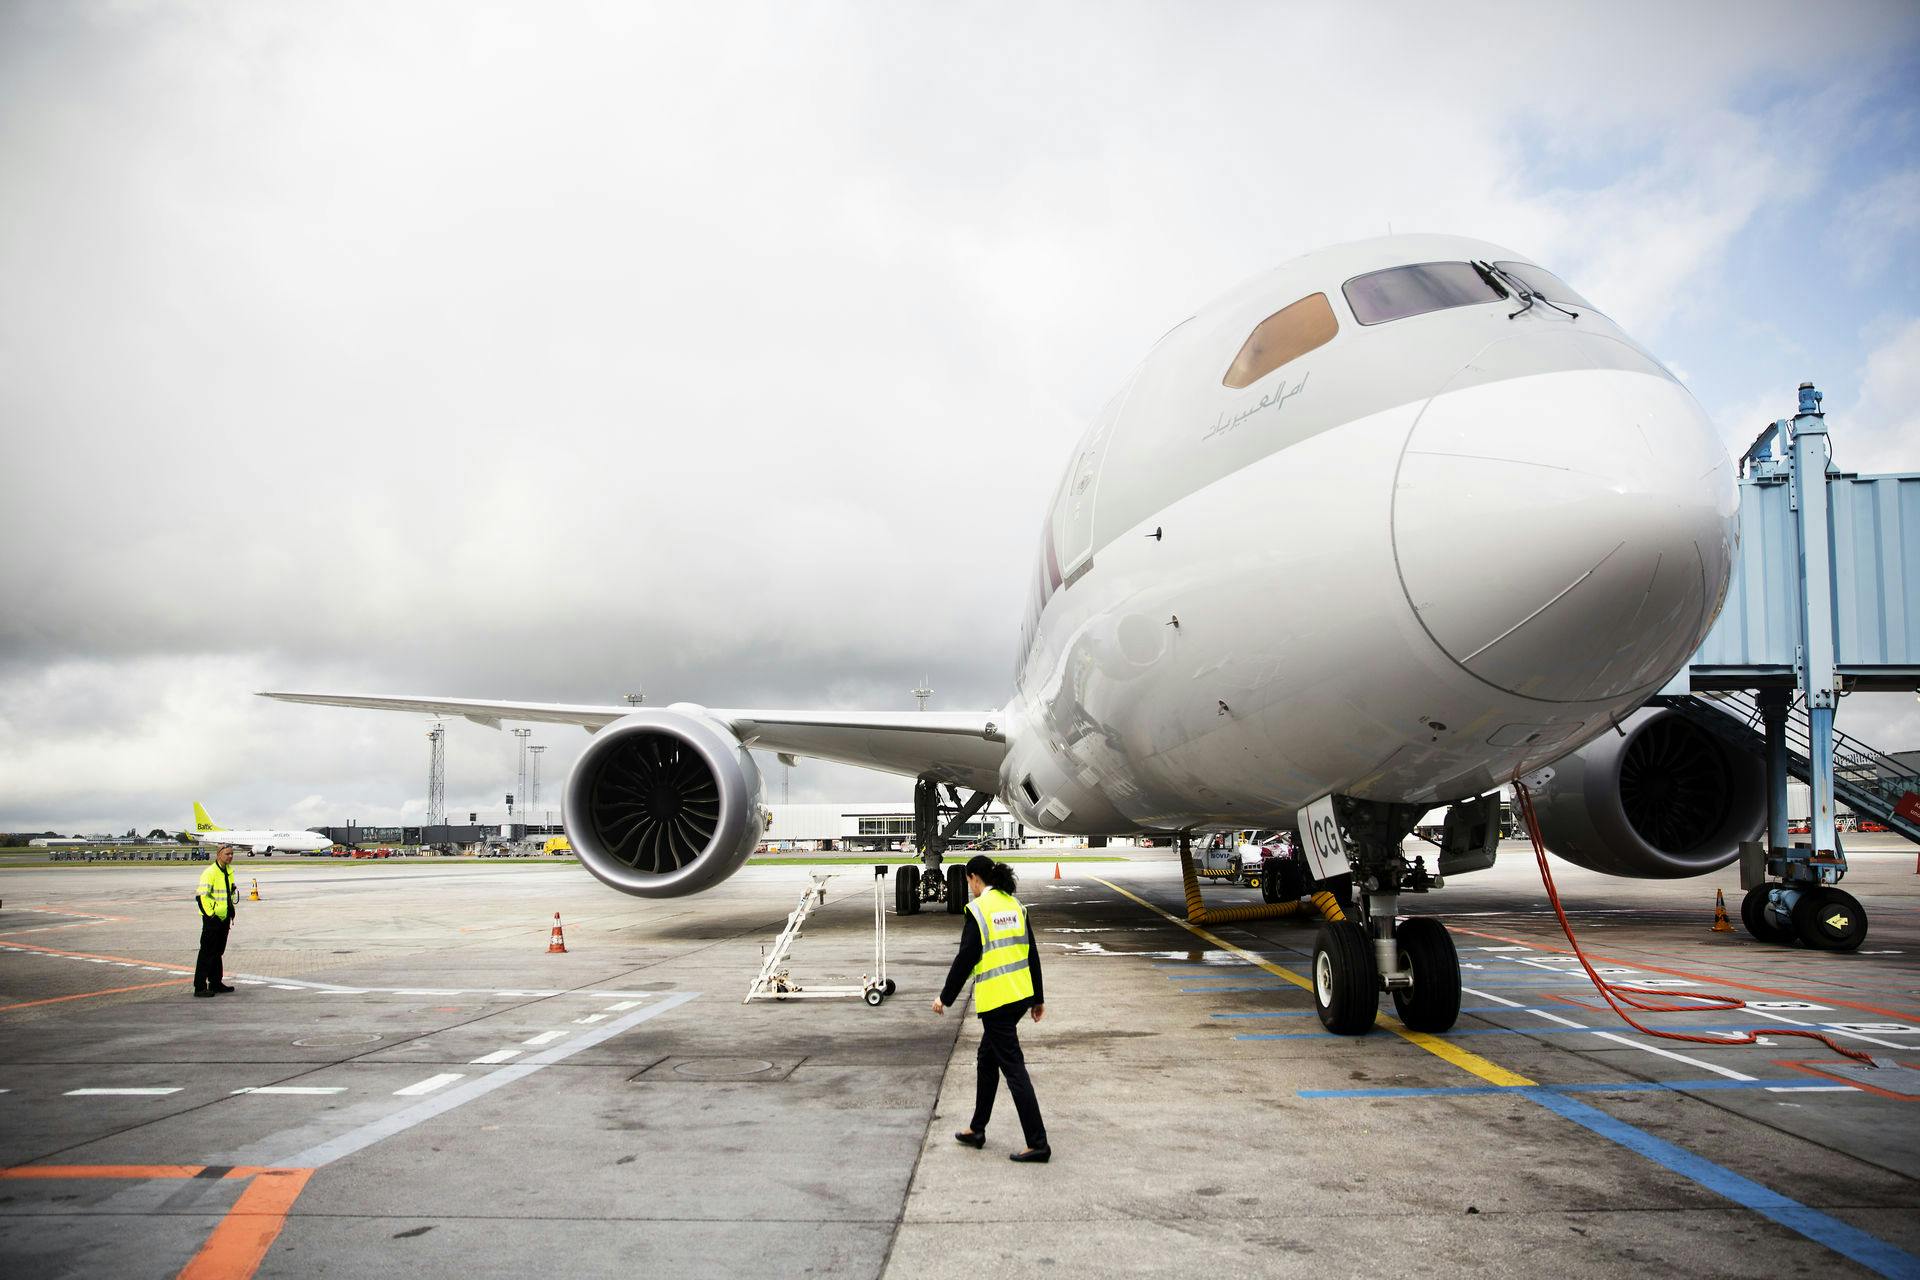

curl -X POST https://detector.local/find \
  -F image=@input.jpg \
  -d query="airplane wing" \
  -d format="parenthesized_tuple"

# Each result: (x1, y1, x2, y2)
(257, 692, 1009, 794)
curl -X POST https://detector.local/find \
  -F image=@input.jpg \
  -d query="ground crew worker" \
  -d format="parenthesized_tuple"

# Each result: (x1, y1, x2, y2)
(193, 845, 238, 997)
(932, 854, 1049, 1162)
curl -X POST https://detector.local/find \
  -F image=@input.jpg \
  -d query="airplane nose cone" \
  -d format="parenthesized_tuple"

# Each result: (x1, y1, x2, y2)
(1392, 353, 1736, 704)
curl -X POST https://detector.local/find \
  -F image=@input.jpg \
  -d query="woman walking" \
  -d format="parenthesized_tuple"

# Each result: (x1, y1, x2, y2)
(931, 854, 1049, 1162)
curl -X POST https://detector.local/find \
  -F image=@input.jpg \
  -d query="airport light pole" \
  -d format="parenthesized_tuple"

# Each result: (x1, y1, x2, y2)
(528, 744, 546, 830)
(426, 723, 446, 828)
(511, 728, 531, 834)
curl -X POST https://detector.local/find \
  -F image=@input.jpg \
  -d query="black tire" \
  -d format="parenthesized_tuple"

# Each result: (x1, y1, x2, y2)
(1390, 917, 1461, 1033)
(1791, 886, 1867, 952)
(864, 987, 884, 1006)
(1311, 921, 1378, 1034)
(946, 863, 967, 914)
(1740, 885, 1792, 944)
(894, 864, 920, 916)
(883, 978, 897, 996)
(1261, 862, 1282, 903)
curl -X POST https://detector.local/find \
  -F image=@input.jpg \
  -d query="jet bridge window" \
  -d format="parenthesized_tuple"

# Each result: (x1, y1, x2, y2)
(1492, 261, 1594, 311)
(1221, 292, 1338, 389)
(1342, 261, 1503, 326)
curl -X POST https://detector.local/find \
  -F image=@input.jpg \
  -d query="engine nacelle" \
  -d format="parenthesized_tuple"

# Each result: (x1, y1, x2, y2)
(562, 706, 765, 898)
(1530, 707, 1764, 878)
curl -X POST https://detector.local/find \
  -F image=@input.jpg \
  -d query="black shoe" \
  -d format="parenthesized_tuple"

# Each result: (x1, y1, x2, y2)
(212, 984, 236, 993)
(193, 989, 216, 998)
(1009, 1147, 1051, 1163)
(954, 1130, 986, 1149)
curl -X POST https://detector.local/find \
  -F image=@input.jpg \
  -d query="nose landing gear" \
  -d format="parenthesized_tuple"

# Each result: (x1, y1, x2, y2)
(1303, 796, 1463, 1035)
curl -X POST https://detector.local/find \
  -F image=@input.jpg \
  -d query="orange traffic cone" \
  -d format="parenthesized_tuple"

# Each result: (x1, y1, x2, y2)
(1710, 889, 1733, 932)
(1053, 862, 1062, 880)
(249, 878, 261, 901)
(547, 912, 568, 953)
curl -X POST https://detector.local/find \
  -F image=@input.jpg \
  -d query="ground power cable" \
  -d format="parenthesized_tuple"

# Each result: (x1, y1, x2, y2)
(1511, 781, 1873, 1067)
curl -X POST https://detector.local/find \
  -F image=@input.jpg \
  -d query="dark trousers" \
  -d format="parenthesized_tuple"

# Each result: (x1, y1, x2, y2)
(970, 1006, 1047, 1149)
(195, 916, 229, 991)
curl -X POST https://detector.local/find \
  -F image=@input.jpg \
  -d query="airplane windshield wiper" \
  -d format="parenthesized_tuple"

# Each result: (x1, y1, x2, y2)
(1479, 260, 1580, 321)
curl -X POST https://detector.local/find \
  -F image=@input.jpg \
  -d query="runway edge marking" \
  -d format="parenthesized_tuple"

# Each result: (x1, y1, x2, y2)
(1089, 875, 1532, 1087)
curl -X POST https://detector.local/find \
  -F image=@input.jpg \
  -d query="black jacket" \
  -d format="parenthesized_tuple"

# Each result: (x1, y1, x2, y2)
(940, 906, 1044, 1010)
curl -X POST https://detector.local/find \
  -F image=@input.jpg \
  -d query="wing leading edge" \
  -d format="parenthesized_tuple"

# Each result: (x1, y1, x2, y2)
(257, 692, 1009, 795)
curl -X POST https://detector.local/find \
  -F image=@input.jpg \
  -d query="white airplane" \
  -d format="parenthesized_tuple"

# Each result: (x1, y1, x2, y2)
(185, 801, 334, 855)
(264, 234, 1755, 1036)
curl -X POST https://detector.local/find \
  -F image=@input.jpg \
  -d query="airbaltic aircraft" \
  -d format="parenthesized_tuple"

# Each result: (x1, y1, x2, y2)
(266, 234, 1753, 1037)
(184, 802, 334, 855)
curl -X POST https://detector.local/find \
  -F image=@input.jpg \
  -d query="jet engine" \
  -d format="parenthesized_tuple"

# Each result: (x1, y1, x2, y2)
(562, 706, 766, 897)
(1529, 707, 1764, 878)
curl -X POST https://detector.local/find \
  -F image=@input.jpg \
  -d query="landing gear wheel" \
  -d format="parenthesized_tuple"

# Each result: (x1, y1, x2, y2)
(1311, 921, 1378, 1035)
(1390, 917, 1461, 1033)
(1791, 886, 1867, 952)
(864, 987, 884, 1006)
(1740, 885, 1792, 944)
(894, 864, 920, 916)
(946, 863, 967, 914)
(883, 979, 897, 996)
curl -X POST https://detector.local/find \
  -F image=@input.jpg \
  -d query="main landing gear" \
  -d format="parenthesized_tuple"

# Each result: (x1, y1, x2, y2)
(1741, 880, 1867, 952)
(893, 776, 990, 917)
(1306, 797, 1462, 1035)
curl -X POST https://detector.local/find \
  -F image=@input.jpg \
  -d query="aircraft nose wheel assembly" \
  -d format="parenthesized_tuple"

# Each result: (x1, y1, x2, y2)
(1300, 795, 1463, 1036)
(745, 867, 897, 1006)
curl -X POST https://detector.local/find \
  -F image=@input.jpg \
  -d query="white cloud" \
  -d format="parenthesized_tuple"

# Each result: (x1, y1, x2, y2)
(3, 2, 1917, 828)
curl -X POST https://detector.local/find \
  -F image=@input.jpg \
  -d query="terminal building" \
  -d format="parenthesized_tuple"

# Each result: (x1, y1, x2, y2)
(763, 802, 1025, 851)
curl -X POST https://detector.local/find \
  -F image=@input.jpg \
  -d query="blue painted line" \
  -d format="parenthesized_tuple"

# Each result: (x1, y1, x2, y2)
(1299, 1079, 1806, 1099)
(1239, 1024, 1784, 1040)
(1212, 1006, 1524, 1019)
(1523, 1088, 1920, 1279)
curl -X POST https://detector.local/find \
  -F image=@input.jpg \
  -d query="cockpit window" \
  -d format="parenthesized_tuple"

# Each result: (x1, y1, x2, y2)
(1492, 261, 1594, 311)
(1341, 261, 1504, 326)
(1221, 292, 1338, 389)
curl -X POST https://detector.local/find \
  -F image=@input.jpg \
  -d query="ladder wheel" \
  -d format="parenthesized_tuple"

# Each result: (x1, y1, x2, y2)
(864, 987, 884, 1007)
(883, 979, 896, 996)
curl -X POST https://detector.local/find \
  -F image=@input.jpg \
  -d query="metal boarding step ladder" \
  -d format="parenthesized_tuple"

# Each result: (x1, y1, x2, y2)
(1654, 691, 1920, 847)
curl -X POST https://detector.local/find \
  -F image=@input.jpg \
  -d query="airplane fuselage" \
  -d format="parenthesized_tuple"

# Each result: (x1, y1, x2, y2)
(997, 234, 1736, 835)
(189, 829, 333, 854)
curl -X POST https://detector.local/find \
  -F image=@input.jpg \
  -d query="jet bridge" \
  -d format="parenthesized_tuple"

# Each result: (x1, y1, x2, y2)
(1655, 383, 1920, 949)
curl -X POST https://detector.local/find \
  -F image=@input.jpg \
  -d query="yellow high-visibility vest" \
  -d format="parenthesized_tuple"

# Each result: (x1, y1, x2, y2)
(966, 887, 1034, 1013)
(197, 864, 235, 921)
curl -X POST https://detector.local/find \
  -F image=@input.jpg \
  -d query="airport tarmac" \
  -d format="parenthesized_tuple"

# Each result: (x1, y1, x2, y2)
(1, 843, 1917, 1279)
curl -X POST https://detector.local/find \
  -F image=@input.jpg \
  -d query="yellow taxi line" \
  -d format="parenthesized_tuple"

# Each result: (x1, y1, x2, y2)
(1091, 875, 1535, 1088)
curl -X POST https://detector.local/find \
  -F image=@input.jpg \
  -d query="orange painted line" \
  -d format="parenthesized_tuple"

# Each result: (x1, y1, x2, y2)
(1449, 924, 1920, 1021)
(0, 938, 191, 971)
(177, 1167, 314, 1280)
(0, 1164, 207, 1179)
(1773, 1058, 1920, 1102)
(0, 977, 191, 1012)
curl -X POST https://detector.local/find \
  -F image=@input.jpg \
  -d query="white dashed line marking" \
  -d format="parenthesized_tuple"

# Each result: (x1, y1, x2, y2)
(573, 1014, 609, 1024)
(394, 1074, 464, 1097)
(66, 1088, 181, 1096)
(523, 1030, 567, 1046)
(269, 985, 303, 991)
(470, 1050, 521, 1064)
(232, 1086, 348, 1095)
(604, 1000, 642, 1011)
(1766, 1085, 1856, 1093)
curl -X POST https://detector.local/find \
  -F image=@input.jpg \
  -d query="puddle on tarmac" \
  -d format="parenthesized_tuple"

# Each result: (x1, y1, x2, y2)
(1043, 941, 1249, 963)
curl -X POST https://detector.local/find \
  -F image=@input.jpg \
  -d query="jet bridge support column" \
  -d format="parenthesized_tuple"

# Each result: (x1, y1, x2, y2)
(1758, 688, 1790, 856)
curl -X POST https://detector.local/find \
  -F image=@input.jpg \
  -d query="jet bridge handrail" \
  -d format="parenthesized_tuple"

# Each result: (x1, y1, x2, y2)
(1702, 691, 1919, 806)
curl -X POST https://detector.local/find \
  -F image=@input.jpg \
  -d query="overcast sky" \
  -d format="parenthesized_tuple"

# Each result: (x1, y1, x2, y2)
(3, 2, 1918, 832)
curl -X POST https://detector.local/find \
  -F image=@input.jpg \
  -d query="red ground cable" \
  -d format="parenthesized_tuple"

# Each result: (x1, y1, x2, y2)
(1511, 782, 1872, 1066)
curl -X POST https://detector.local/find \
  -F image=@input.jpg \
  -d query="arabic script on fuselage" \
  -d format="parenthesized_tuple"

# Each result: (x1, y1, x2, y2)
(1203, 370, 1309, 441)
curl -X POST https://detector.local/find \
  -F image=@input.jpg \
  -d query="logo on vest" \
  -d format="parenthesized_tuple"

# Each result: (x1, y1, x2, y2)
(991, 910, 1020, 932)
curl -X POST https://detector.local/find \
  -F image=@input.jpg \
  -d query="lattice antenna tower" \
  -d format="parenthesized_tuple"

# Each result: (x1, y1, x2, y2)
(527, 745, 547, 822)
(511, 728, 532, 820)
(912, 677, 933, 712)
(426, 723, 446, 826)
